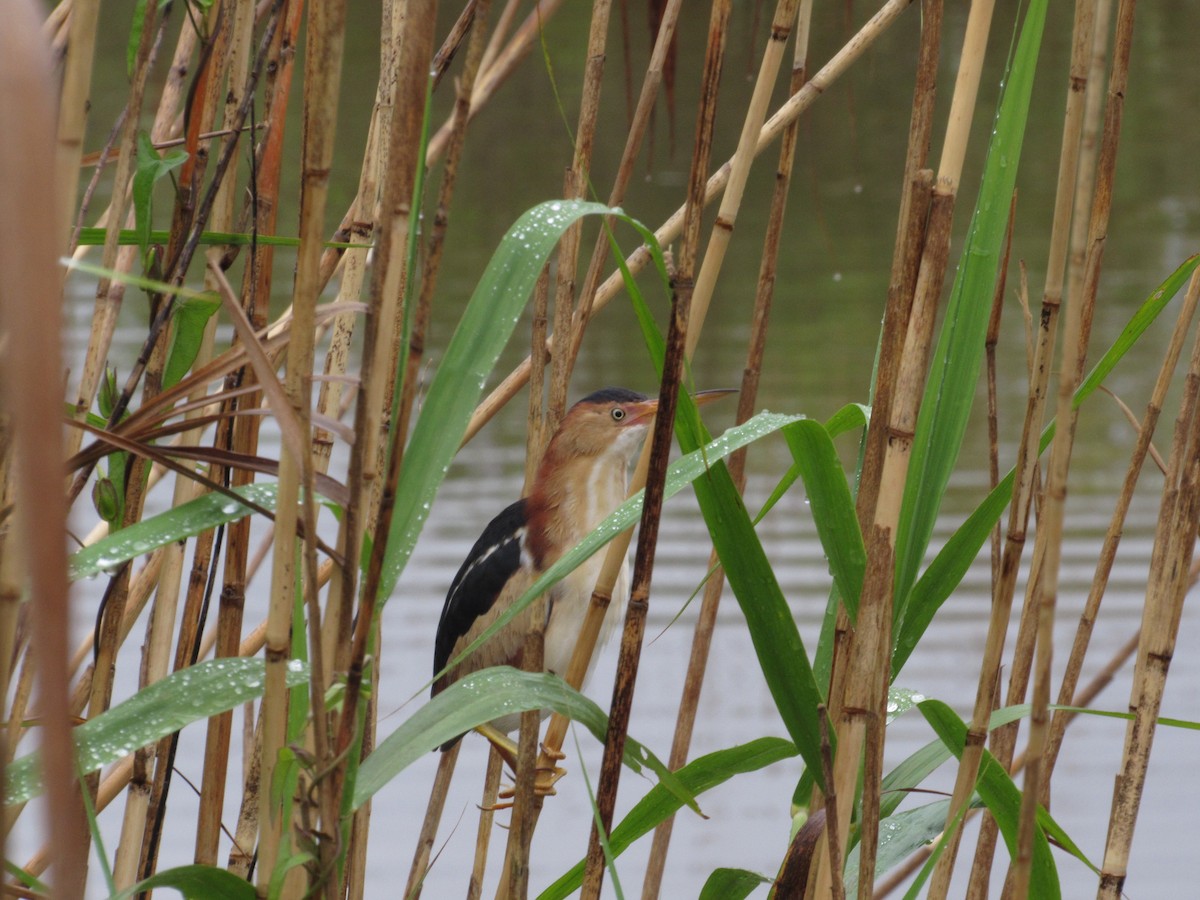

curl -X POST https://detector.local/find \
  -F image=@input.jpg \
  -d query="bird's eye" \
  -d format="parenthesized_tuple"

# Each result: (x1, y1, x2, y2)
(610, 407, 626, 421)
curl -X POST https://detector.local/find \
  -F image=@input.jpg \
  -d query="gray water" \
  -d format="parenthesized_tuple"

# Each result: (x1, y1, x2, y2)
(38, 1, 1200, 897)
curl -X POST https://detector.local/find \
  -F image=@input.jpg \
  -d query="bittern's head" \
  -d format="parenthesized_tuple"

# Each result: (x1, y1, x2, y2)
(552, 387, 660, 465)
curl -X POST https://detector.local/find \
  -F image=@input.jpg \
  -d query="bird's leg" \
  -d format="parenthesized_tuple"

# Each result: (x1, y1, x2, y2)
(473, 725, 566, 805)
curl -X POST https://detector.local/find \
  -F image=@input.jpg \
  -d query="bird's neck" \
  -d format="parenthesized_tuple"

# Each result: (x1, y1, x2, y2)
(525, 448, 630, 568)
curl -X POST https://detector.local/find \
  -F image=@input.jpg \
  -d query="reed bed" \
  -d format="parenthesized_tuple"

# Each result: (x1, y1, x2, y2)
(1, 0, 1197, 896)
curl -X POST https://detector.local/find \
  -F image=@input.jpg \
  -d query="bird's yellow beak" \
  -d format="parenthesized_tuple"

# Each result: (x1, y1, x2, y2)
(622, 388, 736, 427)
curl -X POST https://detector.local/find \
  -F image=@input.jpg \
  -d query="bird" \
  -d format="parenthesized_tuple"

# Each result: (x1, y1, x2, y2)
(432, 386, 729, 756)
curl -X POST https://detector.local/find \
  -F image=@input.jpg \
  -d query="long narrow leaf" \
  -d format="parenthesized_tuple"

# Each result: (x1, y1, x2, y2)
(784, 419, 866, 618)
(894, 253, 1200, 675)
(353, 667, 682, 810)
(4, 658, 309, 804)
(540, 737, 797, 900)
(918, 699, 1060, 899)
(379, 200, 643, 600)
(892, 0, 1048, 618)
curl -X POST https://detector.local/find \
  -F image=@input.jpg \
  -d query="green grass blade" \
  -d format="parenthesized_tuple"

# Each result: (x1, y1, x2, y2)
(894, 253, 1200, 676)
(539, 737, 797, 900)
(69, 482, 284, 581)
(432, 412, 803, 691)
(918, 699, 1060, 900)
(892, 0, 1048, 617)
(698, 869, 772, 900)
(377, 199, 625, 601)
(353, 667, 681, 810)
(109, 864, 258, 900)
(4, 658, 308, 804)
(783, 419, 866, 618)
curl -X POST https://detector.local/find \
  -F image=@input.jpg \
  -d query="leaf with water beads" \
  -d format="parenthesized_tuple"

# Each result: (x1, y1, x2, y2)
(4, 658, 309, 805)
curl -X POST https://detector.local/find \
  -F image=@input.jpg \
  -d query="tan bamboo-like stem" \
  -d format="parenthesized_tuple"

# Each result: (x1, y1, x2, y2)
(193, 0, 301, 867)
(579, 0, 733, 889)
(331, 0, 438, 850)
(404, 742, 462, 899)
(557, 0, 683, 389)
(1098, 302, 1200, 898)
(946, 3, 1098, 890)
(822, 1, 997, 895)
(1042, 275, 1200, 792)
(64, 1, 162, 463)
(54, 0, 100, 248)
(468, 749, 504, 900)
(642, 3, 813, 895)
(464, 0, 916, 448)
(1008, 20, 1100, 896)
(115, 3, 252, 888)
(873, 622, 1146, 899)
(0, 3, 83, 892)
(543, 0, 613, 423)
(1065, 0, 1114, 332)
(257, 3, 348, 888)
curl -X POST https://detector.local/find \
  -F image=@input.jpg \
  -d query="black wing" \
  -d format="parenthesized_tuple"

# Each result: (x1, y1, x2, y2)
(433, 498, 527, 684)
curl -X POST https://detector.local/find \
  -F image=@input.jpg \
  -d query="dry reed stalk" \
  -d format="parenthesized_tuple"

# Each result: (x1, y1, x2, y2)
(558, 0, 683, 388)
(1011, 0, 1138, 891)
(193, 0, 301, 867)
(579, 0, 733, 890)
(63, 0, 162, 463)
(873, 623, 1147, 899)
(845, 0, 943, 555)
(642, 2, 813, 894)
(469, 749, 505, 900)
(54, 0, 100, 261)
(952, 2, 1099, 888)
(825, 0, 998, 893)
(0, 3, 84, 892)
(1065, 0, 1114, 326)
(118, 4, 256, 886)
(405, 742, 463, 898)
(331, 0, 438, 860)
(1041, 270, 1200, 791)
(319, 0, 402, 681)
(1098, 309, 1200, 897)
(465, 0, 916, 447)
(270, 4, 348, 891)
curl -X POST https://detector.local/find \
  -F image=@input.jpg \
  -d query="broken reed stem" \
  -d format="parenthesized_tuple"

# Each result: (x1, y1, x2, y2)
(836, 0, 998, 895)
(580, 0, 734, 890)
(1043, 268, 1200, 786)
(642, 1, 812, 894)
(464, 0, 916, 447)
(1098, 301, 1200, 897)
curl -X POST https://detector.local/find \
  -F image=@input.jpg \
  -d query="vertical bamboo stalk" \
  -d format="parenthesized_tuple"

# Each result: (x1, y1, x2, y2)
(1098, 309, 1200, 898)
(642, 2, 812, 894)
(579, 0, 733, 890)
(828, 0, 998, 894)
(465, 0, 916, 446)
(963, 1, 1099, 889)
(0, 3, 83, 893)
(195, 0, 302, 867)
(258, 1, 348, 889)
